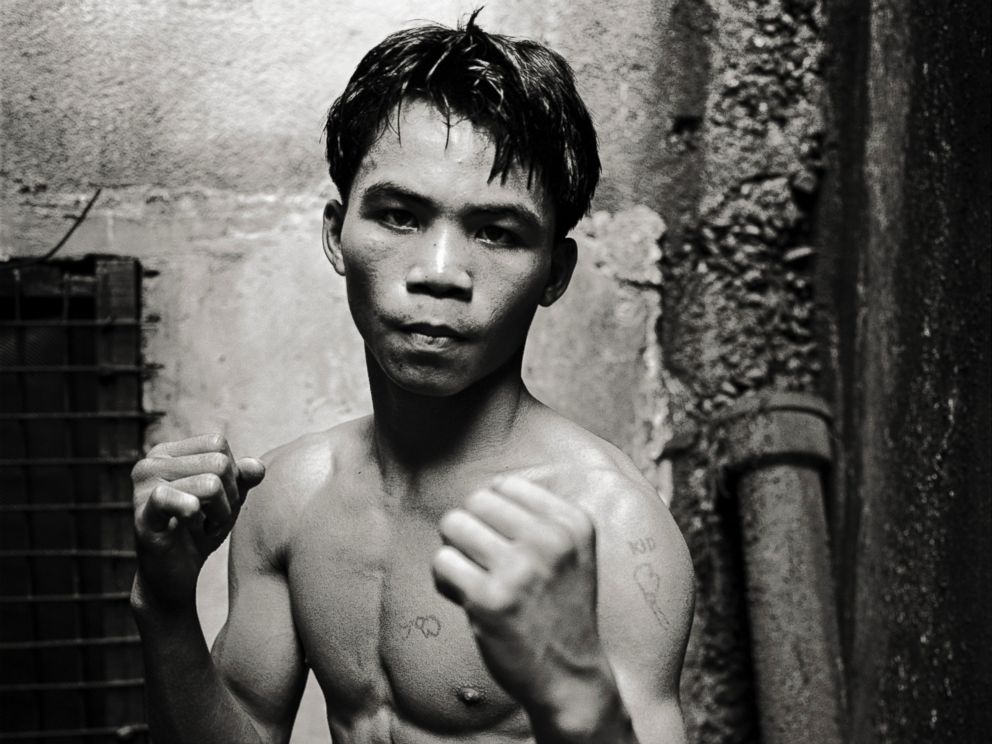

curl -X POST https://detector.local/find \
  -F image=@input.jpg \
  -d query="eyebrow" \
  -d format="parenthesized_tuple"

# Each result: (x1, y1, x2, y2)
(360, 180, 546, 233)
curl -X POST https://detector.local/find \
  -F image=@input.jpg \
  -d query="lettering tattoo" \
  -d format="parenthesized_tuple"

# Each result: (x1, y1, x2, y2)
(633, 563, 671, 628)
(628, 536, 657, 555)
(400, 615, 441, 639)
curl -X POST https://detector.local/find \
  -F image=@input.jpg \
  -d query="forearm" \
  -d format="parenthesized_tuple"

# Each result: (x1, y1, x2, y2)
(131, 576, 267, 744)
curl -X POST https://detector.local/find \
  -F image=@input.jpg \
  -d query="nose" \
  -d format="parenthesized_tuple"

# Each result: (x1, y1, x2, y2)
(405, 226, 473, 301)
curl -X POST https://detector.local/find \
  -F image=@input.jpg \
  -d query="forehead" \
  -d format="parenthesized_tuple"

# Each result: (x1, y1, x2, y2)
(351, 101, 553, 222)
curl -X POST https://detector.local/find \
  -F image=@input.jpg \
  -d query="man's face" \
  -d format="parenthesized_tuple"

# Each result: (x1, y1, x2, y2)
(324, 100, 575, 397)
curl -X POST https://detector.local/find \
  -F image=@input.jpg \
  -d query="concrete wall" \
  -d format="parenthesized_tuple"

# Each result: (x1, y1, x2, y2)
(2, 2, 677, 741)
(0, 0, 680, 211)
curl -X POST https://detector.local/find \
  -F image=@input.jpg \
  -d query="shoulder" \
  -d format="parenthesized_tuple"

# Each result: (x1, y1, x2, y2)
(574, 448, 694, 609)
(528, 413, 695, 623)
(541, 423, 695, 691)
(528, 410, 679, 534)
(233, 415, 373, 564)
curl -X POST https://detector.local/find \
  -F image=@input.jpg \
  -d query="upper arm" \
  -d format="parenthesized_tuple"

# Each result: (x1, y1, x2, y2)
(591, 475, 695, 744)
(210, 453, 309, 744)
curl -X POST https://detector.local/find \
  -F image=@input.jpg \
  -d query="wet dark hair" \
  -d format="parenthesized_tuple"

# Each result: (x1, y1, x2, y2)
(323, 9, 600, 239)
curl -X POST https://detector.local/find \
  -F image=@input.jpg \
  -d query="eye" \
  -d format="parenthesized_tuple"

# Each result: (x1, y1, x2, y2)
(380, 209, 418, 230)
(476, 225, 521, 246)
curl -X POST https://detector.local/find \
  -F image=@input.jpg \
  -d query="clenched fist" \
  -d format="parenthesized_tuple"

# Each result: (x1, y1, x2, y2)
(432, 475, 621, 735)
(131, 434, 265, 612)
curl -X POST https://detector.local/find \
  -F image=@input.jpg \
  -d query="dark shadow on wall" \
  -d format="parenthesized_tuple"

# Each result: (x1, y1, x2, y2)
(819, 0, 991, 742)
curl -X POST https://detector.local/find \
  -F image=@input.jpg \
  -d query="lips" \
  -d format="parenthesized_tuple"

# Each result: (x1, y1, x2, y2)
(395, 320, 469, 352)
(401, 322, 466, 339)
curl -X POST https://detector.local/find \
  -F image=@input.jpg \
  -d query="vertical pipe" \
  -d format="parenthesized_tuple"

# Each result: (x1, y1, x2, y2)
(737, 465, 845, 744)
(717, 393, 845, 744)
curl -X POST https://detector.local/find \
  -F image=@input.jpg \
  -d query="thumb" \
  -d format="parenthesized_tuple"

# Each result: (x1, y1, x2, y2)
(235, 457, 266, 491)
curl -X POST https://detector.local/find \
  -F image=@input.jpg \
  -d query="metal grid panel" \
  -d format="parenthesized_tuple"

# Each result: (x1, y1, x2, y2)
(0, 258, 156, 743)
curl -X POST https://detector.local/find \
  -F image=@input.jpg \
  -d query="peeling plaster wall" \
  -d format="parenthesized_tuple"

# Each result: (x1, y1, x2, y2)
(1, 2, 678, 741)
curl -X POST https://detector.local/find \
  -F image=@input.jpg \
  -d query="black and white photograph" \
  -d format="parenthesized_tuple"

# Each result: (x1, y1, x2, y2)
(1, 1, 988, 742)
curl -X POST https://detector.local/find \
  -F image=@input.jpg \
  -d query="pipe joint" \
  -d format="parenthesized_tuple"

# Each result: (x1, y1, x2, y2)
(715, 392, 833, 475)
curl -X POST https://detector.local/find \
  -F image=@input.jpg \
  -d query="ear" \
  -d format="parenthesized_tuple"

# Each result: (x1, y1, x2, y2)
(322, 199, 347, 276)
(540, 237, 577, 307)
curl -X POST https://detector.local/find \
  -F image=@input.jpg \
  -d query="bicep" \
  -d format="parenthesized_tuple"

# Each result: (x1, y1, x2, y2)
(595, 495, 694, 744)
(211, 506, 308, 743)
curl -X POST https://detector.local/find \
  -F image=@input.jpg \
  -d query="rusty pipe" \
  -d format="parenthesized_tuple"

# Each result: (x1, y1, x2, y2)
(716, 393, 845, 744)
(664, 392, 846, 743)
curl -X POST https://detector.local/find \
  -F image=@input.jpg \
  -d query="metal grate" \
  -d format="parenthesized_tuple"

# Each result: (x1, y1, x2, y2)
(0, 258, 159, 743)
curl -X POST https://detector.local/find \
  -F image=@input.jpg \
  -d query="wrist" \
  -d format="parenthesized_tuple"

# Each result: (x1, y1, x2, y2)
(527, 666, 636, 744)
(130, 570, 198, 624)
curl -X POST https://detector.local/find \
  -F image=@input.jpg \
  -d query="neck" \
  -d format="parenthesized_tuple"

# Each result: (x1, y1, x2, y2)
(366, 348, 535, 487)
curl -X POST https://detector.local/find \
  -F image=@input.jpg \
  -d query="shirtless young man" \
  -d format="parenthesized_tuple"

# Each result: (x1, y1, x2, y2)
(130, 15, 694, 744)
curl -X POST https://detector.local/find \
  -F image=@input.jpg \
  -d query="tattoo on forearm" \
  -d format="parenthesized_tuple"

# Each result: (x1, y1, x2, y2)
(634, 563, 671, 628)
(628, 536, 657, 555)
(400, 615, 441, 639)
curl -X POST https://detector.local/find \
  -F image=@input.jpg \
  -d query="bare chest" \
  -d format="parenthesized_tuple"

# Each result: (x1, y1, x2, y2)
(286, 500, 527, 738)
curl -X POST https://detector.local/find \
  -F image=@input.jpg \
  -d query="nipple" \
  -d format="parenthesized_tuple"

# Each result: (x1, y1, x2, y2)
(457, 685, 485, 706)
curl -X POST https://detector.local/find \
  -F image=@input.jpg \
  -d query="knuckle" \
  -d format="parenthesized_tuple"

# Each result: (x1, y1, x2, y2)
(206, 433, 229, 452)
(484, 582, 519, 614)
(131, 457, 162, 483)
(434, 544, 458, 569)
(515, 549, 551, 582)
(431, 546, 459, 583)
(204, 451, 231, 475)
(504, 557, 536, 589)
(199, 472, 225, 495)
(438, 509, 463, 537)
(430, 548, 447, 575)
(149, 483, 172, 505)
(130, 459, 149, 482)
(542, 524, 577, 563)
(501, 474, 528, 490)
(463, 489, 490, 513)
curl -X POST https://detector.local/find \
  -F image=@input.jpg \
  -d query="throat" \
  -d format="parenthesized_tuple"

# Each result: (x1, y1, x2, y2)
(368, 357, 538, 480)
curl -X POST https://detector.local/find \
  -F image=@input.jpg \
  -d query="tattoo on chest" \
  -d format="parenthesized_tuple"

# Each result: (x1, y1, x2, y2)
(400, 615, 442, 639)
(628, 536, 657, 555)
(633, 563, 671, 628)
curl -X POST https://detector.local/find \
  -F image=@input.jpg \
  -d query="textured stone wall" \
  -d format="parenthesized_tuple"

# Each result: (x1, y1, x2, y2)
(656, 1, 828, 740)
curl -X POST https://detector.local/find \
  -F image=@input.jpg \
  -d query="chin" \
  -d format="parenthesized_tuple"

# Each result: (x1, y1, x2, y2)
(387, 366, 475, 398)
(368, 339, 522, 399)
(370, 351, 475, 397)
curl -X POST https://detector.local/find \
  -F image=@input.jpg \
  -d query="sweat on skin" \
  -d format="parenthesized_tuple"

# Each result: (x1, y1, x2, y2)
(130, 99, 694, 744)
